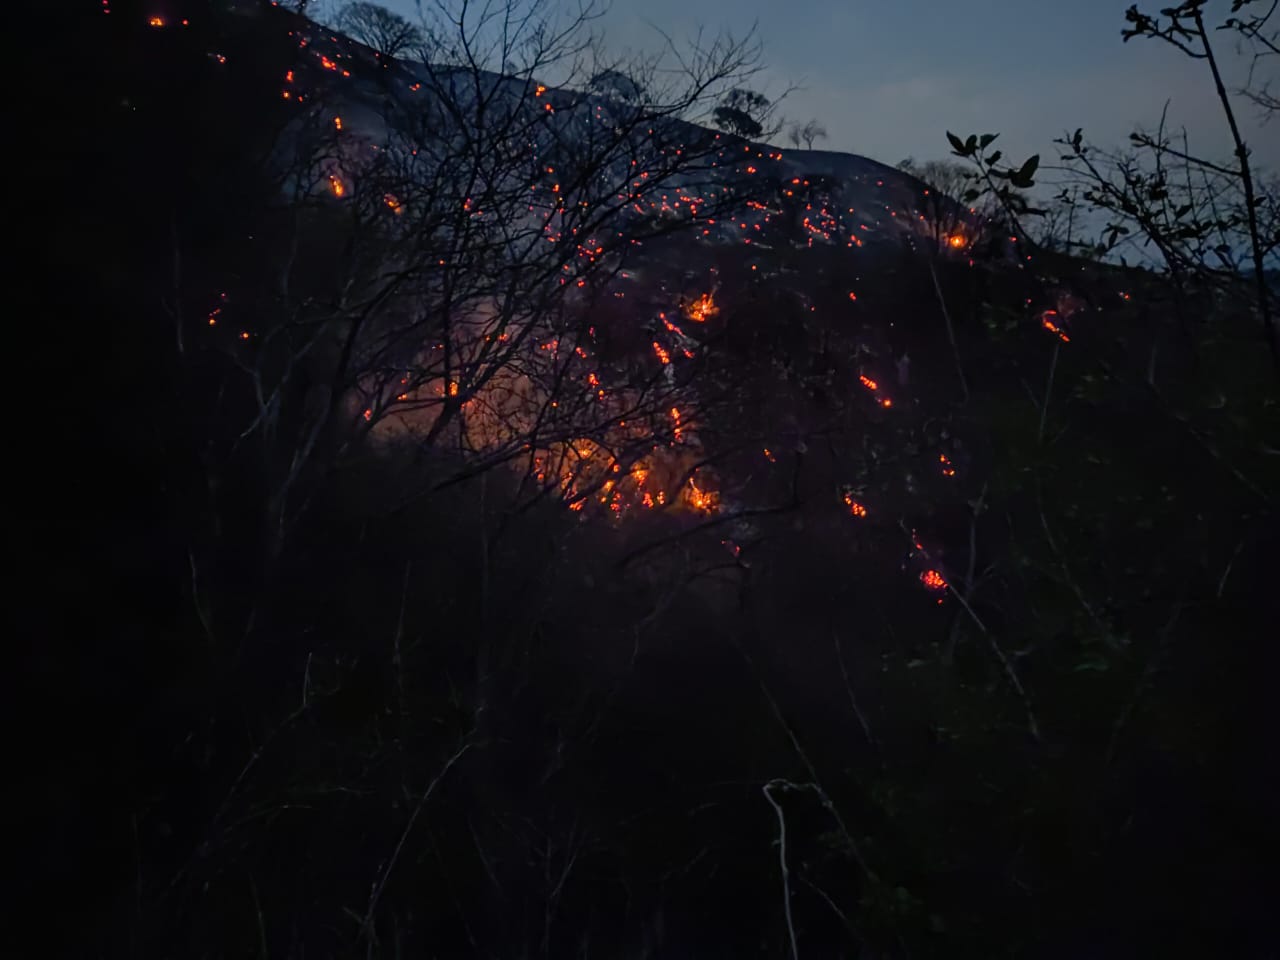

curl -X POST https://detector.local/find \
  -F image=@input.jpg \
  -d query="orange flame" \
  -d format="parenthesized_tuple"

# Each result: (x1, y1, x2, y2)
(685, 292, 718, 323)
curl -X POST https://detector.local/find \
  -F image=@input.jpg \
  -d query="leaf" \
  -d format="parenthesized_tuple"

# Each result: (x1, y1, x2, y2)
(1019, 154, 1040, 181)
(946, 131, 967, 155)
(964, 133, 978, 153)
(987, 150, 1002, 165)
(979, 133, 999, 149)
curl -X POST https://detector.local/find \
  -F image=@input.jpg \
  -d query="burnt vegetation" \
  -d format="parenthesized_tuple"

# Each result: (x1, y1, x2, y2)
(33, 0, 1279, 958)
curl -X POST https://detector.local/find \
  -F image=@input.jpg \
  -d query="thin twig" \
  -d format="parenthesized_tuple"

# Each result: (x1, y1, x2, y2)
(360, 742, 472, 942)
(763, 781, 800, 960)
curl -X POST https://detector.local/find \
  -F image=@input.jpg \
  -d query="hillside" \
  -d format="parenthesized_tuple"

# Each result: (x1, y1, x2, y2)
(33, 2, 1280, 958)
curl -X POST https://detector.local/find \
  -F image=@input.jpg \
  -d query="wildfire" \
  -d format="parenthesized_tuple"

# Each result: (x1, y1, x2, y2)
(947, 234, 966, 249)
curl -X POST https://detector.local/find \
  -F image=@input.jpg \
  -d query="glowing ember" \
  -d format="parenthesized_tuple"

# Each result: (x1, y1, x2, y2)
(685, 478, 719, 512)
(328, 175, 345, 197)
(859, 375, 879, 391)
(148, 15, 164, 27)
(652, 342, 671, 365)
(1041, 310, 1070, 342)
(843, 493, 868, 518)
(383, 193, 404, 214)
(947, 234, 966, 249)
(920, 569, 948, 591)
(939, 453, 955, 477)
(333, 116, 343, 130)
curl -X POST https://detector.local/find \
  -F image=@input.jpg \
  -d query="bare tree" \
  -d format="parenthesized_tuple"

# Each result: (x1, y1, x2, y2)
(209, 0, 772, 555)
(336, 1, 422, 63)
(896, 157, 985, 253)
(799, 119, 827, 150)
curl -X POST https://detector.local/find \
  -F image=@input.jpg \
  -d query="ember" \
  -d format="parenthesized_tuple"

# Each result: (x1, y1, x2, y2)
(921, 569, 948, 591)
(1041, 310, 1070, 342)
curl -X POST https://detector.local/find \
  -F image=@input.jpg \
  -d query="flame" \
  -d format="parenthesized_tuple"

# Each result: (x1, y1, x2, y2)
(148, 15, 164, 27)
(652, 342, 671, 365)
(328, 174, 345, 197)
(383, 193, 404, 214)
(859, 375, 879, 391)
(947, 234, 966, 249)
(843, 493, 868, 518)
(685, 292, 718, 323)
(333, 116, 343, 130)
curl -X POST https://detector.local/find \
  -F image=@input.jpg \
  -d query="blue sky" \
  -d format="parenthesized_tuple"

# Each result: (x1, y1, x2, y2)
(368, 0, 1278, 174)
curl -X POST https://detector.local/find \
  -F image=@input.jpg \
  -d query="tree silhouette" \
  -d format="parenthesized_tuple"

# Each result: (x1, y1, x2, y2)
(336, 1, 422, 63)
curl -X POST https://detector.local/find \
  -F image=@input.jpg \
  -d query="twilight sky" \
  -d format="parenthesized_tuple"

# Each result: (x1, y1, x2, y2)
(373, 0, 1278, 175)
